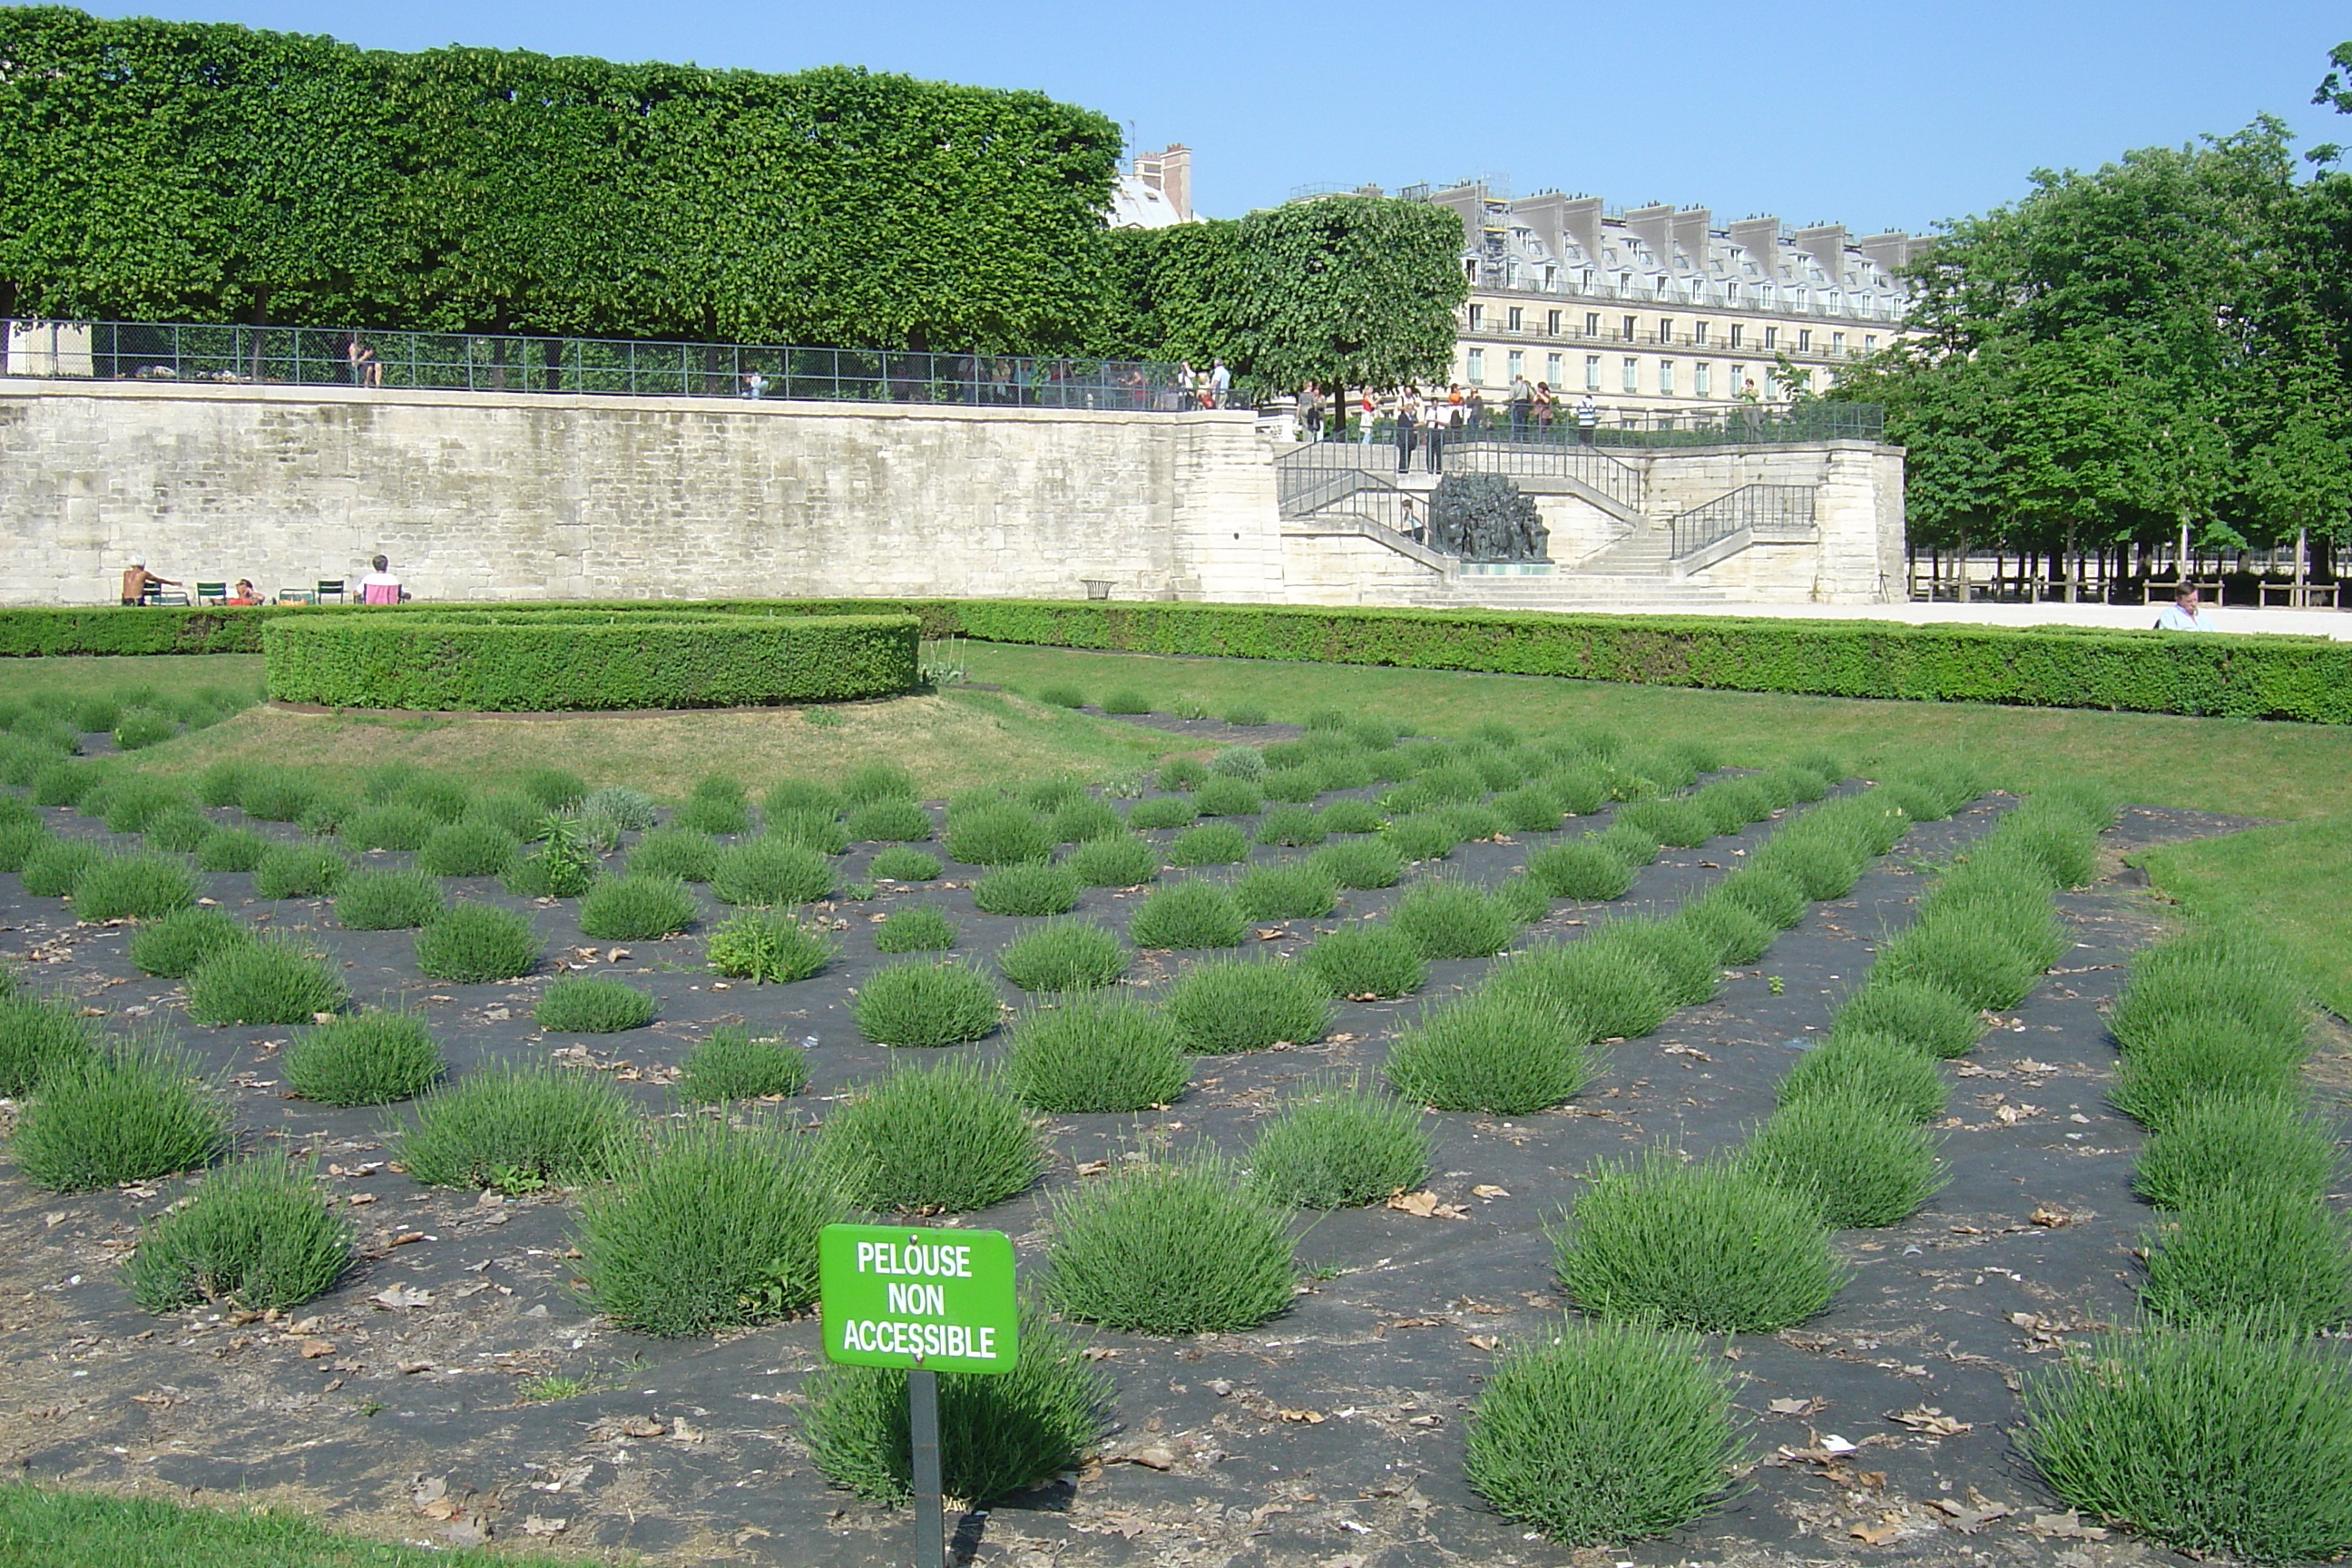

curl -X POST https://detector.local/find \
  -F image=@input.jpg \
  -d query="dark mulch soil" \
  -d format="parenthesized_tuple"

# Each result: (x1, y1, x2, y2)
(0, 765, 2288, 1568)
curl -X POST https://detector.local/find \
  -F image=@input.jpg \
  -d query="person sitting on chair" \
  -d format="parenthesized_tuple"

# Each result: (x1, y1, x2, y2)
(2154, 584, 2207, 631)
(120, 561, 180, 606)
(223, 578, 264, 606)
(358, 554, 406, 605)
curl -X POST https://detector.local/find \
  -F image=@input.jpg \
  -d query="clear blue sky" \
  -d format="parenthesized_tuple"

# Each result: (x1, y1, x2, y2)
(82, 0, 2352, 235)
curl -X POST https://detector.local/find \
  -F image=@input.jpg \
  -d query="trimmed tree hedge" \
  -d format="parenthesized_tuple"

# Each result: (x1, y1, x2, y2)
(13, 597, 2352, 723)
(262, 612, 918, 711)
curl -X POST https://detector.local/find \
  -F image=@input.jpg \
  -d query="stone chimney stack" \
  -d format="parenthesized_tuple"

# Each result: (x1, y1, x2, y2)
(1133, 144, 1193, 221)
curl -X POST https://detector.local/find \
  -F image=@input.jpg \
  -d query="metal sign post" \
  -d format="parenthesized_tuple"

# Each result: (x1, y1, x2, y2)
(820, 1225, 1020, 1568)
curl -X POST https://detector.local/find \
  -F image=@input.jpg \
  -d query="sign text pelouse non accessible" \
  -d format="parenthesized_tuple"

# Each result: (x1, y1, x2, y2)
(818, 1224, 1019, 1377)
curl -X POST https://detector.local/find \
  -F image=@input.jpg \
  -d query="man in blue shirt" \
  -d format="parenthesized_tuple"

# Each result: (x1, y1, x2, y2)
(2154, 585, 2206, 631)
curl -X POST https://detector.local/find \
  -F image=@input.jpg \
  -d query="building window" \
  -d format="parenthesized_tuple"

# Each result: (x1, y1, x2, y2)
(1693, 321, 1710, 346)
(1543, 263, 1557, 290)
(1507, 349, 1524, 381)
(1546, 309, 1562, 335)
(1797, 328, 1811, 352)
(1547, 352, 1563, 386)
(1694, 361, 1711, 397)
(1730, 323, 1744, 348)
(1507, 306, 1523, 331)
(1659, 358, 1676, 396)
(1465, 259, 1478, 283)
(1621, 357, 1639, 394)
(1466, 348, 1485, 384)
(1659, 318, 1675, 345)
(1467, 304, 1484, 330)
(1620, 315, 1636, 340)
(1865, 333, 1878, 353)
(1764, 325, 1779, 349)
(1584, 312, 1601, 336)
(1731, 363, 1748, 396)
(1833, 330, 1847, 355)
(1585, 355, 1602, 391)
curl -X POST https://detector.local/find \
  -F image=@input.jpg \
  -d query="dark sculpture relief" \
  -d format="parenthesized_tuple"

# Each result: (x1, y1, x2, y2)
(1429, 472, 1549, 563)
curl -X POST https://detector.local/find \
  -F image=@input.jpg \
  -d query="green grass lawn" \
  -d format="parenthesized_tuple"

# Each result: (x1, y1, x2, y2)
(0, 1484, 587, 1568)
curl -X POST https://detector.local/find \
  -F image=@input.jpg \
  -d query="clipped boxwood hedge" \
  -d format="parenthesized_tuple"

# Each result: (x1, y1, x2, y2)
(263, 611, 918, 711)
(21, 595, 2352, 724)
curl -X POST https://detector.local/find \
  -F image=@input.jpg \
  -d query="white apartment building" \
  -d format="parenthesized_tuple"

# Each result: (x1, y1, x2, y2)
(1399, 181, 1922, 414)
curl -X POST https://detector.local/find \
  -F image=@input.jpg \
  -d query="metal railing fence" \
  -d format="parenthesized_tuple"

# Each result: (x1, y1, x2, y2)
(1446, 438, 1646, 514)
(15, 320, 1195, 412)
(1670, 484, 1818, 558)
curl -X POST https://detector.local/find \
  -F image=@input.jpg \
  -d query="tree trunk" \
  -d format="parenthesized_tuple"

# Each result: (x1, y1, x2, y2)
(2064, 524, 2078, 603)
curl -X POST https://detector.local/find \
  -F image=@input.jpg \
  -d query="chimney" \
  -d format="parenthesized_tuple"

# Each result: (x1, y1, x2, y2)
(1624, 203, 1673, 262)
(1134, 144, 1193, 221)
(1792, 222, 1847, 282)
(1671, 207, 1711, 266)
(1513, 191, 1568, 270)
(1727, 216, 1783, 275)
(1561, 194, 1604, 262)
(1857, 231, 1913, 274)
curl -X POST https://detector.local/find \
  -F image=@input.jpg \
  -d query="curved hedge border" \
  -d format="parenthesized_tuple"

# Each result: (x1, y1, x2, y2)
(13, 597, 2352, 724)
(262, 612, 918, 711)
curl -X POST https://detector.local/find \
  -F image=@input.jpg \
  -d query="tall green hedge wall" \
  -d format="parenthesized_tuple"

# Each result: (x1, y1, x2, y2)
(261, 612, 919, 711)
(0, 8, 1122, 353)
(15, 599, 2350, 724)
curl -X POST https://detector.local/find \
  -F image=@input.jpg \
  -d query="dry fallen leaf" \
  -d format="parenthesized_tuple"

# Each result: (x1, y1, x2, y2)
(1276, 1407, 1325, 1424)
(522, 1516, 566, 1537)
(1767, 1396, 1827, 1416)
(2030, 1512, 2110, 1541)
(1850, 1514, 1906, 1546)
(1471, 1184, 1510, 1199)
(1465, 1334, 1501, 1352)
(371, 1286, 434, 1310)
(620, 1416, 666, 1438)
(1111, 1445, 1177, 1470)
(2030, 1204, 2082, 1228)
(1930, 1498, 2012, 1533)
(1889, 1406, 1972, 1437)
(1387, 1190, 1468, 1220)
(299, 1338, 337, 1359)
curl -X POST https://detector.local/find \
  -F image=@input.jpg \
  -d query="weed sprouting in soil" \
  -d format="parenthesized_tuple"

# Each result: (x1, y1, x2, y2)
(707, 909, 840, 982)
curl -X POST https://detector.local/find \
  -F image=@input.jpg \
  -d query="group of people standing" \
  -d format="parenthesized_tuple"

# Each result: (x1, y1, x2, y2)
(1294, 377, 1604, 472)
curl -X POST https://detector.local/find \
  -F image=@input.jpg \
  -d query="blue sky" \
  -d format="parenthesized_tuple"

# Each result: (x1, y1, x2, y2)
(82, 0, 2352, 235)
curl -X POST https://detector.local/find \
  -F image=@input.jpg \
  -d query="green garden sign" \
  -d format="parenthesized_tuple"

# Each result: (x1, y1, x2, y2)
(819, 1224, 1020, 1568)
